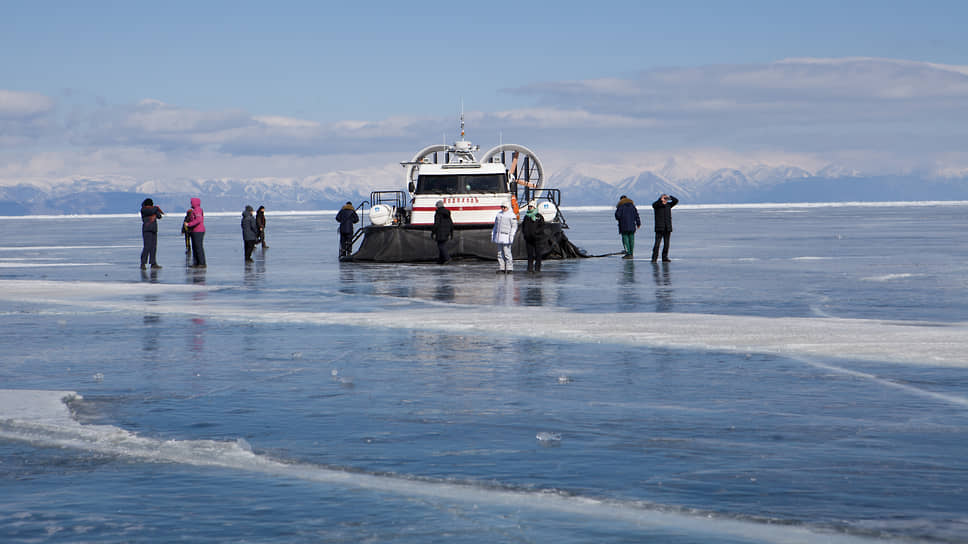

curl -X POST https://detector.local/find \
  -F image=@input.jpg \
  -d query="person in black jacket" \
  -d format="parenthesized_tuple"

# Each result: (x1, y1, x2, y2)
(521, 200, 545, 273)
(181, 208, 193, 254)
(241, 205, 259, 262)
(614, 195, 641, 259)
(651, 194, 679, 262)
(431, 200, 454, 264)
(335, 201, 359, 257)
(256, 205, 268, 249)
(140, 198, 164, 269)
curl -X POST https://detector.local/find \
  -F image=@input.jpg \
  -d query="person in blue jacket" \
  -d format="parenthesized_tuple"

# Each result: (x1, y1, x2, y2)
(335, 201, 359, 257)
(614, 195, 641, 259)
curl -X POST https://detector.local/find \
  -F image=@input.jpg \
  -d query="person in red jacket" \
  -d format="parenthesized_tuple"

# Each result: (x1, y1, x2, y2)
(183, 197, 207, 268)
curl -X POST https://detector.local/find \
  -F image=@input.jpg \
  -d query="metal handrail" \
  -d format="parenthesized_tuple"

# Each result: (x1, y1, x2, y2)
(516, 187, 568, 228)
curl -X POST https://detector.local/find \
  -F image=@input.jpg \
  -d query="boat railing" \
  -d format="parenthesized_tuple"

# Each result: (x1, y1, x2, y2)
(369, 190, 407, 209)
(348, 200, 370, 253)
(517, 187, 568, 228)
(368, 190, 410, 225)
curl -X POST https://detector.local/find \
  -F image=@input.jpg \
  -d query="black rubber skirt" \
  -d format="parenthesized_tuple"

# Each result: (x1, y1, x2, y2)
(342, 224, 588, 262)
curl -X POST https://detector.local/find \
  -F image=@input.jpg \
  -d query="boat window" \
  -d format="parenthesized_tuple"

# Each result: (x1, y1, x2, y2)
(416, 175, 460, 194)
(416, 174, 507, 195)
(463, 174, 506, 193)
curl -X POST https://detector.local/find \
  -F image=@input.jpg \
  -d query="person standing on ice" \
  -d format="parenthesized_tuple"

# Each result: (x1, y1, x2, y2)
(241, 205, 259, 262)
(256, 205, 268, 249)
(181, 208, 193, 254)
(651, 193, 679, 262)
(335, 201, 359, 257)
(491, 202, 518, 273)
(139, 198, 164, 270)
(521, 199, 545, 273)
(614, 195, 641, 259)
(183, 197, 206, 268)
(431, 200, 453, 264)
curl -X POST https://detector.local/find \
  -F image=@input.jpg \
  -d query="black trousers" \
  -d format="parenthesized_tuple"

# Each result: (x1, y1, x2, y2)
(244, 240, 257, 261)
(190, 231, 206, 266)
(436, 240, 450, 264)
(652, 230, 671, 261)
(339, 232, 353, 256)
(141, 230, 158, 265)
(526, 241, 542, 271)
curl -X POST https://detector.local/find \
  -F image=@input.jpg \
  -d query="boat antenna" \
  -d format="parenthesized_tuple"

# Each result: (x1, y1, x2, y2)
(459, 98, 465, 139)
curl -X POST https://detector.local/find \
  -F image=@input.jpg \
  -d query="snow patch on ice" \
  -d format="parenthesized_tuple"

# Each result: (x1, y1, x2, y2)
(861, 273, 923, 282)
(1, 279, 966, 368)
(0, 388, 904, 544)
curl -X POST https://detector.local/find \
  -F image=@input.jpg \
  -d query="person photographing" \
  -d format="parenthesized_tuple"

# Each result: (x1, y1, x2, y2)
(651, 193, 679, 262)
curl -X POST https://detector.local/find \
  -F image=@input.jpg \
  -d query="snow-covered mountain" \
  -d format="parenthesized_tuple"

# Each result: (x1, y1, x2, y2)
(2, 161, 967, 215)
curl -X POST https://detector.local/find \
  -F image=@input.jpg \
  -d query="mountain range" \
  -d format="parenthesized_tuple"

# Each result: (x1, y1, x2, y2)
(2, 163, 967, 215)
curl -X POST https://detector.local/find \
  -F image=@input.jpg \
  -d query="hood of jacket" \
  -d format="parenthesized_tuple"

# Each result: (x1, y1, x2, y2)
(341, 203, 355, 211)
(617, 197, 635, 208)
(191, 197, 202, 209)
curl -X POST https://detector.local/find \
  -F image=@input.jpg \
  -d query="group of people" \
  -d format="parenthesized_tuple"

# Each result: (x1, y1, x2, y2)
(428, 199, 546, 273)
(139, 197, 269, 269)
(615, 193, 679, 262)
(141, 192, 678, 270)
(427, 192, 677, 274)
(490, 199, 546, 273)
(241, 205, 269, 262)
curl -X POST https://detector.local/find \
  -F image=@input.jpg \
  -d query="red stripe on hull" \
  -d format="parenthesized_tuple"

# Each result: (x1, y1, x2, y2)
(413, 206, 503, 212)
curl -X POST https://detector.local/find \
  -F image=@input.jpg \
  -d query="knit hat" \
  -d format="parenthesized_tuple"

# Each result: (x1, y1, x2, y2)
(244, 205, 254, 212)
(435, 200, 444, 208)
(527, 200, 536, 208)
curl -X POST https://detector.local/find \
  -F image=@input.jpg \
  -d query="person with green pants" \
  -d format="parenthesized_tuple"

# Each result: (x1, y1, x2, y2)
(614, 195, 641, 259)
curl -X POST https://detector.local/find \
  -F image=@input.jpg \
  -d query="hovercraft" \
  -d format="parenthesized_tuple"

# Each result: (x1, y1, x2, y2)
(341, 118, 586, 262)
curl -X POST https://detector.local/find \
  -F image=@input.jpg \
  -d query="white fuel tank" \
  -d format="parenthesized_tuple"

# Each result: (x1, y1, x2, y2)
(537, 201, 557, 222)
(369, 204, 394, 226)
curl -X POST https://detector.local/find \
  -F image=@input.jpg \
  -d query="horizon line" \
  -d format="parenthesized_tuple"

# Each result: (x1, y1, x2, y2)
(1, 200, 966, 220)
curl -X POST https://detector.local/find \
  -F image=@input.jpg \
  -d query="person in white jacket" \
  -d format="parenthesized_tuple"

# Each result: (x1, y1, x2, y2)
(491, 203, 518, 273)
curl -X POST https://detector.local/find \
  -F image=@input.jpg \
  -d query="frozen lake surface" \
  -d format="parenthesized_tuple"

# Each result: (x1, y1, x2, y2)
(1, 203, 967, 543)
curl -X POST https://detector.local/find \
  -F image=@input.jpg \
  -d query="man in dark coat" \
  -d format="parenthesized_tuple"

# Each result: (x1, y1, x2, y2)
(256, 205, 268, 249)
(614, 195, 641, 259)
(335, 201, 359, 257)
(651, 194, 679, 262)
(140, 198, 164, 269)
(241, 205, 259, 262)
(521, 200, 545, 272)
(430, 200, 454, 264)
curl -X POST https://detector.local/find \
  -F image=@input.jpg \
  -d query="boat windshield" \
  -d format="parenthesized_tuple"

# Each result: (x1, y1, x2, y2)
(416, 174, 506, 195)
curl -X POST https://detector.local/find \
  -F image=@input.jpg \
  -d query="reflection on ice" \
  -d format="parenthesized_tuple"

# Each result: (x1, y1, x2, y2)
(1, 278, 966, 368)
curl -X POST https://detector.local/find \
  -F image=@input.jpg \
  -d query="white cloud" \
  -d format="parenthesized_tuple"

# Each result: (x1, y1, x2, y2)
(0, 90, 54, 119)
(487, 108, 658, 129)
(254, 116, 320, 129)
(0, 90, 56, 147)
(502, 57, 968, 164)
(5, 58, 968, 191)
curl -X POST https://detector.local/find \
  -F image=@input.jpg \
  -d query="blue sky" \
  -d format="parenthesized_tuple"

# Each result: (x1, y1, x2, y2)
(3, 0, 968, 186)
